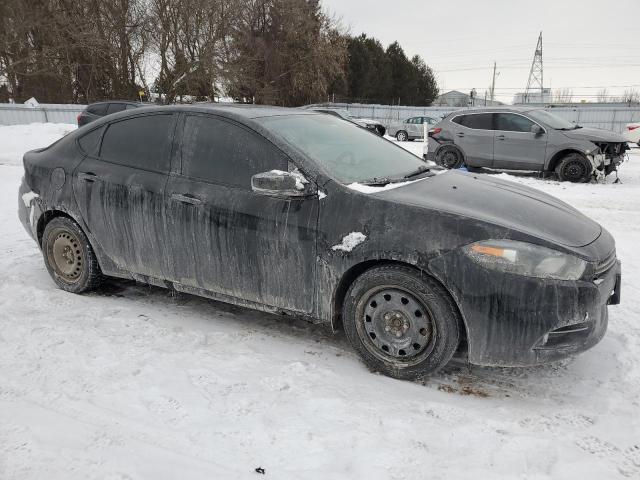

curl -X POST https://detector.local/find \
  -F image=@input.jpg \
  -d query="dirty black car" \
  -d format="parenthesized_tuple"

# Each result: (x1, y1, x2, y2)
(18, 105, 621, 380)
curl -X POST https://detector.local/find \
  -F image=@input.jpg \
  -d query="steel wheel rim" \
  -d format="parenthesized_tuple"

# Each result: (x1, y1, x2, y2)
(397, 132, 407, 141)
(442, 150, 459, 168)
(564, 160, 587, 181)
(47, 228, 83, 283)
(356, 285, 436, 365)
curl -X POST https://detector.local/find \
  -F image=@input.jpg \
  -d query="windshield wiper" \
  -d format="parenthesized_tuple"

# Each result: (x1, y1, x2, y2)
(404, 165, 431, 179)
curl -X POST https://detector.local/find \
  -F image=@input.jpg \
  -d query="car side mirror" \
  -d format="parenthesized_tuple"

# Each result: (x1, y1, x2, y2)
(251, 170, 316, 197)
(531, 124, 544, 136)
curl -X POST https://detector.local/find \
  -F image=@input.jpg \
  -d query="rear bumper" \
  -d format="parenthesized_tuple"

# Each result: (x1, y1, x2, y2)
(429, 251, 620, 367)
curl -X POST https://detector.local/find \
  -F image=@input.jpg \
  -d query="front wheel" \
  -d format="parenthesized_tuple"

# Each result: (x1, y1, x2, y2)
(396, 131, 408, 142)
(343, 265, 460, 380)
(555, 153, 592, 183)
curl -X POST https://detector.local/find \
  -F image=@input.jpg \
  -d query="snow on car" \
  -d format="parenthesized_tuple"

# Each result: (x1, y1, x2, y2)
(1, 123, 640, 479)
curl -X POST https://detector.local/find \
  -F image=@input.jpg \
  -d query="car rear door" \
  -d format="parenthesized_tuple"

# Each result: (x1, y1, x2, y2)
(73, 113, 177, 280)
(451, 113, 494, 167)
(493, 113, 547, 169)
(164, 113, 319, 314)
(406, 118, 421, 138)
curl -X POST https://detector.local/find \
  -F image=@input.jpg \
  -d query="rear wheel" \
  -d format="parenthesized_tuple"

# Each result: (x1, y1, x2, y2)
(436, 145, 464, 169)
(555, 153, 592, 183)
(396, 131, 408, 142)
(42, 216, 103, 293)
(343, 265, 460, 380)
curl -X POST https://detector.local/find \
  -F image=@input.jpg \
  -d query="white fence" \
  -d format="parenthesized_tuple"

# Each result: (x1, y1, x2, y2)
(316, 103, 640, 134)
(2, 102, 640, 134)
(0, 104, 85, 125)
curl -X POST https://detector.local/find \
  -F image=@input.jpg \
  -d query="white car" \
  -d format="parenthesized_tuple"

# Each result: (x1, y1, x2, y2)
(623, 123, 640, 146)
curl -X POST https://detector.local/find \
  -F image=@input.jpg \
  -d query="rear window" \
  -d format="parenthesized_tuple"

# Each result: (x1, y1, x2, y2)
(87, 104, 108, 116)
(106, 103, 127, 115)
(99, 114, 174, 172)
(78, 127, 103, 156)
(453, 113, 493, 130)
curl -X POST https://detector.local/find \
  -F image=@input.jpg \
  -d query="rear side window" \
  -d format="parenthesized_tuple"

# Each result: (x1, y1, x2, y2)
(180, 115, 288, 188)
(125, 104, 139, 110)
(106, 103, 126, 115)
(78, 127, 103, 156)
(100, 114, 174, 172)
(455, 113, 493, 130)
(87, 104, 108, 116)
(495, 113, 535, 132)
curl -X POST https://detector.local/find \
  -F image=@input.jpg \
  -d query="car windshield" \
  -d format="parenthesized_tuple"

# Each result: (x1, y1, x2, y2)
(527, 109, 578, 130)
(258, 114, 427, 184)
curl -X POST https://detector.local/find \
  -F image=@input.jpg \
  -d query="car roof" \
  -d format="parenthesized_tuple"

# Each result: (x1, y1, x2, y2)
(449, 106, 542, 116)
(88, 100, 143, 106)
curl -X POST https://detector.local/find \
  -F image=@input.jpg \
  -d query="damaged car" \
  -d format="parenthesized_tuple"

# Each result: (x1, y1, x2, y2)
(19, 105, 621, 380)
(426, 107, 629, 182)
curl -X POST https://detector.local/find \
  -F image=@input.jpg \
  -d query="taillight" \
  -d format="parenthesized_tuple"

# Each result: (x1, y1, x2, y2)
(77, 113, 82, 124)
(428, 127, 442, 137)
(628, 125, 639, 131)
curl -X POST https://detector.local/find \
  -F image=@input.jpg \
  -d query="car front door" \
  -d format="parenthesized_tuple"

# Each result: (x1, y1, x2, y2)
(165, 114, 319, 314)
(73, 113, 177, 280)
(493, 113, 548, 169)
(451, 113, 494, 167)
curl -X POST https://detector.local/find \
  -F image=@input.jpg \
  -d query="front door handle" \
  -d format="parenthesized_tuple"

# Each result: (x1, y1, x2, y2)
(496, 135, 506, 140)
(170, 193, 202, 205)
(78, 172, 97, 182)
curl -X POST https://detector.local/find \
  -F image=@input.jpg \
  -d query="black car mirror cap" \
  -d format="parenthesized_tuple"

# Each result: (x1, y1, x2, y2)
(251, 171, 317, 197)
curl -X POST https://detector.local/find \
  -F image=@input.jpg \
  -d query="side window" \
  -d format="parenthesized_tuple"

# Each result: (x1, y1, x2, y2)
(125, 104, 139, 110)
(495, 113, 535, 133)
(106, 103, 126, 115)
(100, 114, 174, 172)
(460, 113, 493, 130)
(87, 104, 108, 116)
(452, 115, 465, 125)
(180, 115, 288, 188)
(78, 127, 104, 156)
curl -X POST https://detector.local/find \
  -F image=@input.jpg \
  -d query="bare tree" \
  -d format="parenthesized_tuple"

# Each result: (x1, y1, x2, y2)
(553, 88, 574, 104)
(618, 88, 640, 104)
(596, 88, 609, 103)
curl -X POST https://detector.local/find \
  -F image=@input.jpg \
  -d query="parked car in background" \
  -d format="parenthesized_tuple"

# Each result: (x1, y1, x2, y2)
(387, 116, 440, 142)
(623, 123, 640, 146)
(304, 107, 386, 136)
(426, 107, 629, 182)
(19, 105, 620, 380)
(77, 101, 143, 127)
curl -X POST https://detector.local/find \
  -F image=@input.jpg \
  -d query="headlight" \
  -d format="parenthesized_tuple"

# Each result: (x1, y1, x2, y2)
(463, 240, 587, 280)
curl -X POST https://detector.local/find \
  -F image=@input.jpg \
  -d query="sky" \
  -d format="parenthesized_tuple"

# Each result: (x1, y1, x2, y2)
(321, 0, 640, 104)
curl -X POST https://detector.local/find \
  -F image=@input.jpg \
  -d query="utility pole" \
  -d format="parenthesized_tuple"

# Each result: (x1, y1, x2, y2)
(524, 32, 544, 103)
(490, 62, 497, 103)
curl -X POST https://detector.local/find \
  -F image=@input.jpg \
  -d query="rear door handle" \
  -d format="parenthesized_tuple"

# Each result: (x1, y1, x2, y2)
(456, 132, 465, 138)
(171, 193, 202, 205)
(78, 172, 97, 182)
(496, 135, 506, 140)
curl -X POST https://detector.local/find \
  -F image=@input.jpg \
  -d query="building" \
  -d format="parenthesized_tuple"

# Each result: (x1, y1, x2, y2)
(513, 88, 552, 104)
(433, 90, 502, 107)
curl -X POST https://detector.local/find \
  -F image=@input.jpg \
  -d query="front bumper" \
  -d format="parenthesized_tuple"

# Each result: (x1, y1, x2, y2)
(429, 250, 621, 367)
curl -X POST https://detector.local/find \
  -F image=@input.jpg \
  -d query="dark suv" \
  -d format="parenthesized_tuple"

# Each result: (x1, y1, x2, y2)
(18, 105, 620, 380)
(77, 101, 142, 127)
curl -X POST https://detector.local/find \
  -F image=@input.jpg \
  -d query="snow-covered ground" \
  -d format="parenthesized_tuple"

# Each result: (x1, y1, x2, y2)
(1, 124, 639, 479)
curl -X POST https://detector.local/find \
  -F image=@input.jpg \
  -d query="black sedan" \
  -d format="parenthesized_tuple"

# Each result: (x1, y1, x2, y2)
(18, 105, 621, 379)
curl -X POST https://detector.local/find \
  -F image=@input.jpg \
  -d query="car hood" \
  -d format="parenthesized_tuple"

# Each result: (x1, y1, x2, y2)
(559, 126, 626, 143)
(376, 171, 601, 248)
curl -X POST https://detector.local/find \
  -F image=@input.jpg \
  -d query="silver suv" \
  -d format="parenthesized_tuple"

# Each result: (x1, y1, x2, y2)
(426, 107, 629, 182)
(387, 116, 439, 142)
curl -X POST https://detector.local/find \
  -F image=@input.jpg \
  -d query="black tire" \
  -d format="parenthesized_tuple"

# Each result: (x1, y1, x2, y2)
(42, 216, 103, 293)
(396, 131, 408, 142)
(436, 145, 464, 169)
(342, 265, 460, 380)
(555, 153, 592, 183)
